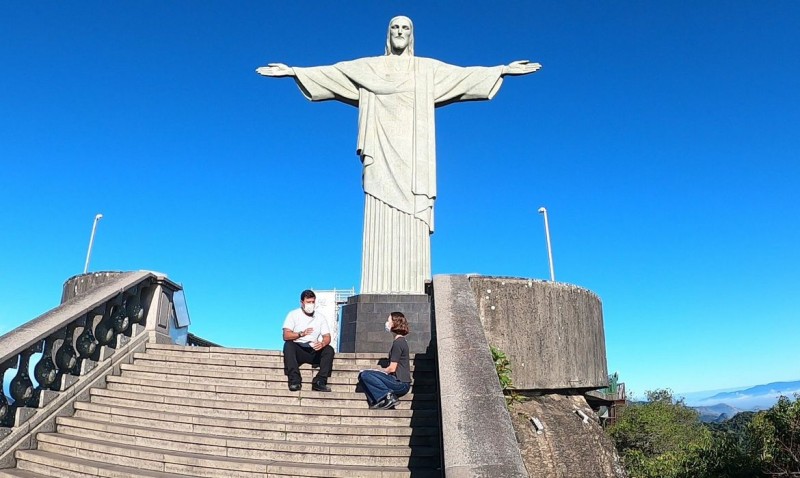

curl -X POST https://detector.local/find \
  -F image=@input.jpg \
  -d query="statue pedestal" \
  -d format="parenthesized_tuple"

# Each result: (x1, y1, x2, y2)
(339, 294, 432, 354)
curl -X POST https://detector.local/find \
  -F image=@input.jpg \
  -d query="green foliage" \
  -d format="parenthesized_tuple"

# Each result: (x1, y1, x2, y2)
(490, 345, 523, 406)
(693, 427, 761, 478)
(608, 388, 713, 478)
(491, 346, 513, 390)
(748, 394, 800, 476)
(608, 390, 800, 477)
(695, 410, 761, 477)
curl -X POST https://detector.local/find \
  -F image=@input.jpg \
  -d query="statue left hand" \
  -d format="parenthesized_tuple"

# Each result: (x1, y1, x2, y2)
(504, 60, 542, 76)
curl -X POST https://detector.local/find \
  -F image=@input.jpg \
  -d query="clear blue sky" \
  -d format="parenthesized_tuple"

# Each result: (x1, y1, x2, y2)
(1, 2, 798, 397)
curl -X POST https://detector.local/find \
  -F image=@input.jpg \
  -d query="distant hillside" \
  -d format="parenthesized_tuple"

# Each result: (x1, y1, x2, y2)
(692, 403, 742, 423)
(705, 380, 800, 403)
(688, 379, 800, 413)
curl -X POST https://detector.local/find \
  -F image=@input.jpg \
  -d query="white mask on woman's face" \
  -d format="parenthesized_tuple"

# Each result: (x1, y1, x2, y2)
(385, 318, 393, 333)
(303, 303, 315, 314)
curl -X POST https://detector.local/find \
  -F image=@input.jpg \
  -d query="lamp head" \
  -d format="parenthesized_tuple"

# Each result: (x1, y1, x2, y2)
(537, 207, 546, 214)
(95, 214, 103, 220)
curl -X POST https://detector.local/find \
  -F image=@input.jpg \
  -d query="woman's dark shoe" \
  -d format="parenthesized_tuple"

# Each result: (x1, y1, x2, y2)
(288, 382, 302, 392)
(379, 392, 399, 409)
(369, 398, 387, 409)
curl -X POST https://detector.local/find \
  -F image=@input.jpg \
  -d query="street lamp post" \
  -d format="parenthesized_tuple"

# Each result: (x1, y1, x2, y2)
(83, 213, 103, 274)
(537, 207, 555, 282)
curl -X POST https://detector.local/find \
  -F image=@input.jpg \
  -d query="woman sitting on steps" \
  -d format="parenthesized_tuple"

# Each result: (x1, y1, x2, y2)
(358, 312, 412, 409)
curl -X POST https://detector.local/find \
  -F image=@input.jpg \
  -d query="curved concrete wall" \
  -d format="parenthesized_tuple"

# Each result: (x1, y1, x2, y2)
(61, 271, 128, 303)
(469, 276, 608, 391)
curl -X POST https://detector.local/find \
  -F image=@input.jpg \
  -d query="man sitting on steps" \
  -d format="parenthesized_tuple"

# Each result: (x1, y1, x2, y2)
(282, 289, 335, 392)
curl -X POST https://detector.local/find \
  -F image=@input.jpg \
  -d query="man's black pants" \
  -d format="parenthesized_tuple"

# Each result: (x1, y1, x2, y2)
(282, 341, 335, 385)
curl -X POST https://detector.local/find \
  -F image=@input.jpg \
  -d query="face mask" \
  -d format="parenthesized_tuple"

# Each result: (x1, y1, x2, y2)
(303, 303, 315, 314)
(385, 321, 392, 333)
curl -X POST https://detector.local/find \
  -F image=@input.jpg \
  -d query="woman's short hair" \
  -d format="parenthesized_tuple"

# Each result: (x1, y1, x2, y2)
(389, 311, 410, 336)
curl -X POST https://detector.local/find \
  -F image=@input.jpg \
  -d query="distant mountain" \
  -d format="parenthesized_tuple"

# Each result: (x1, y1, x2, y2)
(692, 403, 742, 423)
(705, 381, 800, 403)
(687, 380, 800, 413)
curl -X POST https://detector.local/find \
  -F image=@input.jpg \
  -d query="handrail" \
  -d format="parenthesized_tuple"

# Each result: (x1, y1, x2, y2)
(0, 271, 156, 363)
(186, 333, 221, 347)
(0, 270, 180, 430)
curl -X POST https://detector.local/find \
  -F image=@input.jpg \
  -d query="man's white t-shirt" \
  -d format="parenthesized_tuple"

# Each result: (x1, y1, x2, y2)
(282, 308, 331, 345)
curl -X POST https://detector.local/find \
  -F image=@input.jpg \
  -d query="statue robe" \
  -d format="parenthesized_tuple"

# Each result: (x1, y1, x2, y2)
(294, 56, 504, 294)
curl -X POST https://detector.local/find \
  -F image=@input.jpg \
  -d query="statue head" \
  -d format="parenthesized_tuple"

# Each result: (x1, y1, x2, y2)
(385, 16, 414, 56)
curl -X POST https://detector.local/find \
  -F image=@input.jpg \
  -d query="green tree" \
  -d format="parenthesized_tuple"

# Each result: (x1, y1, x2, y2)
(608, 388, 712, 478)
(695, 419, 762, 478)
(609, 390, 799, 477)
(748, 394, 800, 476)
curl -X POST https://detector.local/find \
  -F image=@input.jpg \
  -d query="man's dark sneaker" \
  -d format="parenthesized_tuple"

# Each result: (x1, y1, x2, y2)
(288, 383, 302, 392)
(312, 380, 332, 392)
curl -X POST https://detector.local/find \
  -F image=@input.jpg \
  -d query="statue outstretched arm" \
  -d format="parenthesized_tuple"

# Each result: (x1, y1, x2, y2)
(255, 63, 296, 78)
(502, 60, 542, 76)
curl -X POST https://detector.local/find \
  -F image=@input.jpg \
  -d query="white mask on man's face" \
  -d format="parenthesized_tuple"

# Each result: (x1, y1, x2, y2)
(303, 303, 315, 314)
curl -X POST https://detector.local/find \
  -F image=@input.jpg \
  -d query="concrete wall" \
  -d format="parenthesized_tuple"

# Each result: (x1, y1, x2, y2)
(469, 277, 608, 391)
(61, 272, 127, 303)
(433, 275, 529, 477)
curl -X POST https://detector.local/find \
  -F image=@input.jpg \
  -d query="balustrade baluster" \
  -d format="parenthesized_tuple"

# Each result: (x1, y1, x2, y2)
(55, 323, 80, 375)
(75, 320, 98, 359)
(111, 301, 129, 335)
(0, 357, 16, 425)
(126, 287, 145, 326)
(33, 335, 59, 389)
(94, 309, 115, 347)
(10, 346, 39, 407)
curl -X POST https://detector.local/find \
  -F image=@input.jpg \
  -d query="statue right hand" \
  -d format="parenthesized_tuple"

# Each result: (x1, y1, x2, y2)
(256, 63, 295, 77)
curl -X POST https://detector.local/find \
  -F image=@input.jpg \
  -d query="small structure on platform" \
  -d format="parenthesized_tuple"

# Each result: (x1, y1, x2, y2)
(311, 288, 354, 352)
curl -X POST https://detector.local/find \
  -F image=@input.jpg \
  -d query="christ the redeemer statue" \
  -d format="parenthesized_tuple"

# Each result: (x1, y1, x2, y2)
(257, 16, 541, 295)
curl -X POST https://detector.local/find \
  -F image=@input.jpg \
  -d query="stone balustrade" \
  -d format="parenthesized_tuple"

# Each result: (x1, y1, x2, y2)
(0, 271, 180, 434)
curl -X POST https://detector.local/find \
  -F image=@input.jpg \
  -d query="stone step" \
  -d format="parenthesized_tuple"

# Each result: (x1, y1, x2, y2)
(117, 364, 436, 393)
(16, 450, 179, 478)
(105, 378, 436, 411)
(71, 402, 438, 443)
(87, 391, 438, 428)
(129, 355, 437, 380)
(4, 344, 443, 477)
(97, 384, 438, 414)
(60, 411, 438, 448)
(0, 469, 46, 478)
(146, 342, 436, 364)
(119, 366, 434, 394)
(29, 433, 439, 476)
(109, 367, 437, 392)
(53, 418, 439, 465)
(135, 350, 437, 372)
(17, 449, 440, 478)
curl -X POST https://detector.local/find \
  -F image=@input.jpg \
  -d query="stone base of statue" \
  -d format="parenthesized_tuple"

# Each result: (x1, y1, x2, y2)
(339, 294, 432, 354)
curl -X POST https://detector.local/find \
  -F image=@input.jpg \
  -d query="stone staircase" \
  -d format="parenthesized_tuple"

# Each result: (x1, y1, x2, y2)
(0, 343, 442, 477)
